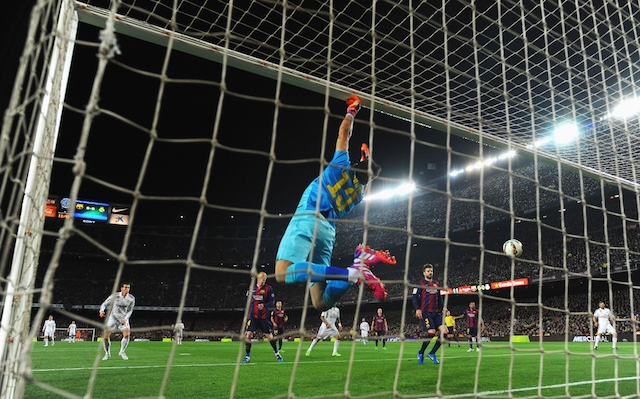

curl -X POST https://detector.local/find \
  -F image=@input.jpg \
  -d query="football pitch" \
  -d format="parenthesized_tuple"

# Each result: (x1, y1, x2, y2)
(27, 340, 640, 398)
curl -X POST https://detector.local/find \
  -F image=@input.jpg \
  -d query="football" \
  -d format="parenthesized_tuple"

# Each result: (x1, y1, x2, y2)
(503, 239, 523, 258)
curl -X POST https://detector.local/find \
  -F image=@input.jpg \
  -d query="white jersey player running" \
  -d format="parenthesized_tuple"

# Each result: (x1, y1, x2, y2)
(42, 315, 56, 346)
(68, 321, 77, 343)
(306, 306, 343, 357)
(99, 282, 135, 360)
(174, 320, 185, 345)
(359, 318, 370, 345)
(593, 301, 618, 350)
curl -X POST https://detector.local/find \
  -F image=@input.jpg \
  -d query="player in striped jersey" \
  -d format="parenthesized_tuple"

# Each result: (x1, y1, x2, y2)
(413, 264, 447, 364)
(270, 301, 288, 352)
(463, 302, 483, 352)
(241, 272, 283, 363)
(275, 96, 395, 311)
(372, 308, 388, 350)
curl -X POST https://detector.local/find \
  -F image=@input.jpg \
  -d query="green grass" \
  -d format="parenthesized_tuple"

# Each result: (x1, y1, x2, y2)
(26, 340, 640, 398)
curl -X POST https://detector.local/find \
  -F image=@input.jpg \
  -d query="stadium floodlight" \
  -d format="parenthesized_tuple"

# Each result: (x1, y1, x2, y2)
(610, 97, 640, 119)
(553, 123, 579, 144)
(365, 182, 415, 201)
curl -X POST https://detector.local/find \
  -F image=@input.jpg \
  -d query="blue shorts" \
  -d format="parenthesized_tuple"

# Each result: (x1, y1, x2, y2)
(467, 327, 478, 336)
(273, 327, 285, 336)
(276, 214, 335, 265)
(246, 318, 273, 335)
(421, 312, 443, 333)
(375, 330, 386, 337)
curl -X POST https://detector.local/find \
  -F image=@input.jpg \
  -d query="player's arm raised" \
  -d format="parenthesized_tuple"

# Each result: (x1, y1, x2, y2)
(335, 96, 361, 152)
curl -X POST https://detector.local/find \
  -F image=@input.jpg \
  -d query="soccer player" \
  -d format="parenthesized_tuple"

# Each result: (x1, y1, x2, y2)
(413, 264, 447, 365)
(42, 315, 56, 347)
(462, 302, 483, 352)
(593, 301, 618, 350)
(274, 96, 396, 311)
(99, 282, 135, 360)
(270, 301, 288, 352)
(443, 309, 460, 347)
(174, 319, 185, 345)
(359, 317, 370, 345)
(372, 308, 388, 350)
(241, 272, 283, 363)
(68, 320, 77, 343)
(306, 306, 343, 357)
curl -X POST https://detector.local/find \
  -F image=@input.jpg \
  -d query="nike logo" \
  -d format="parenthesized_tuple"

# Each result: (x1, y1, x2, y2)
(112, 207, 129, 213)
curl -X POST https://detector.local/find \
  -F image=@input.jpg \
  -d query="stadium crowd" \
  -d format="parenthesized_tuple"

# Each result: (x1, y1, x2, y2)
(35, 159, 640, 341)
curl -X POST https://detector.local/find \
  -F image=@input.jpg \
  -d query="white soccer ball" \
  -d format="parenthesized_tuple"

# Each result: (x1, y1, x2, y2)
(503, 239, 523, 258)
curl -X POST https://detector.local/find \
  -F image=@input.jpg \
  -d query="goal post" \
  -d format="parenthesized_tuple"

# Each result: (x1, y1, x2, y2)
(0, 0, 78, 397)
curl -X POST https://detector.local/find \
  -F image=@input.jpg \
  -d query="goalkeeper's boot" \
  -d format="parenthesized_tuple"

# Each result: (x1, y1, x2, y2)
(350, 262, 387, 302)
(354, 244, 396, 267)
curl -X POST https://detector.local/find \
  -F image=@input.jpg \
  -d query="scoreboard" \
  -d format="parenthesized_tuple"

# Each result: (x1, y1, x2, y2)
(46, 196, 129, 226)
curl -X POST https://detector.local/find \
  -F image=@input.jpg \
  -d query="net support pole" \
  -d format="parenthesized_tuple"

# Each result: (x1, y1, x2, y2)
(0, 1, 77, 397)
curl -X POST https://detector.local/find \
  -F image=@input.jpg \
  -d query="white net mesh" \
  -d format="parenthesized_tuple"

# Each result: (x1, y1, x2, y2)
(2, 0, 640, 398)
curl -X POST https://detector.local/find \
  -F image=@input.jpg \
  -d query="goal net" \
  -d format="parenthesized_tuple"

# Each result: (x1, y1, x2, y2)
(1, 0, 640, 398)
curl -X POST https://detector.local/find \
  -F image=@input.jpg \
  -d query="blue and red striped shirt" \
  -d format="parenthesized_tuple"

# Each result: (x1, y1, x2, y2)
(413, 279, 442, 313)
(248, 283, 275, 320)
(271, 308, 286, 328)
(373, 314, 386, 331)
(464, 307, 479, 328)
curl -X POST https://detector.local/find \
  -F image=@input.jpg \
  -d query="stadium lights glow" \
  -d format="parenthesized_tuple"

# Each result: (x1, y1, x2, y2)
(553, 123, 579, 144)
(610, 97, 640, 119)
(365, 182, 416, 201)
(449, 150, 517, 177)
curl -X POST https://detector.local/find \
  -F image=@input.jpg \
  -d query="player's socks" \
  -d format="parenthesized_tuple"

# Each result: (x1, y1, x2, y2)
(307, 339, 318, 353)
(322, 280, 352, 308)
(44, 337, 48, 346)
(285, 263, 349, 284)
(333, 340, 340, 354)
(419, 340, 429, 355)
(51, 337, 54, 346)
(429, 338, 442, 355)
(104, 338, 110, 355)
(245, 342, 252, 357)
(269, 340, 279, 353)
(594, 335, 600, 348)
(120, 337, 129, 353)
(612, 336, 618, 348)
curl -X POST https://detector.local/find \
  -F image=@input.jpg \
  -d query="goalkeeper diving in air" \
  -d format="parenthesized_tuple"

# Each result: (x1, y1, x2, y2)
(275, 95, 396, 311)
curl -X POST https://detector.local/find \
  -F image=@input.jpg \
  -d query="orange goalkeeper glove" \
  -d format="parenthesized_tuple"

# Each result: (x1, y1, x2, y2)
(346, 95, 361, 117)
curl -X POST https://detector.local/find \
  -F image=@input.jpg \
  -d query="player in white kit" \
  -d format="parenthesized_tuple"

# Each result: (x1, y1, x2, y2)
(359, 317, 370, 345)
(68, 321, 77, 343)
(174, 320, 185, 345)
(306, 306, 343, 357)
(42, 315, 56, 346)
(593, 301, 618, 350)
(100, 282, 135, 360)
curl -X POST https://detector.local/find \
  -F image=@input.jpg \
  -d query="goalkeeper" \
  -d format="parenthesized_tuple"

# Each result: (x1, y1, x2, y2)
(275, 95, 395, 311)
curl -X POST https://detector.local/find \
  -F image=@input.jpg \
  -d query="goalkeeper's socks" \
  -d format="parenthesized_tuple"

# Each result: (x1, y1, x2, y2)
(285, 263, 349, 283)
